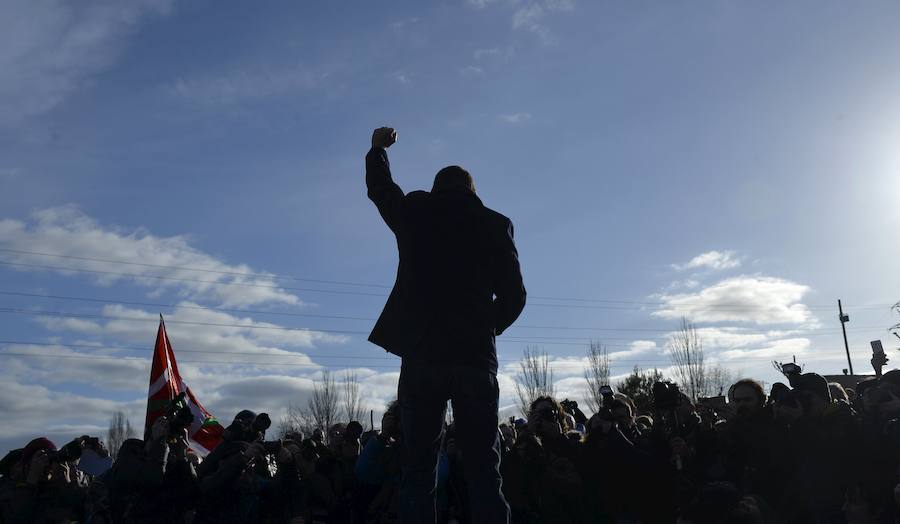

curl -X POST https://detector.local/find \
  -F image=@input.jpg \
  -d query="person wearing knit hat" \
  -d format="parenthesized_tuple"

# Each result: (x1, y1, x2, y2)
(21, 437, 56, 478)
(769, 382, 791, 404)
(791, 373, 832, 417)
(792, 373, 831, 400)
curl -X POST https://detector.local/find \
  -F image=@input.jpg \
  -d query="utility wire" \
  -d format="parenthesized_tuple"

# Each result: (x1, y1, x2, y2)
(0, 343, 854, 366)
(0, 250, 893, 310)
(0, 306, 885, 338)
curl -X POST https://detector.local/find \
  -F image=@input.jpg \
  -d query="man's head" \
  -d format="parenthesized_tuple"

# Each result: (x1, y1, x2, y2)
(792, 373, 831, 417)
(528, 396, 568, 438)
(729, 379, 766, 417)
(432, 166, 475, 194)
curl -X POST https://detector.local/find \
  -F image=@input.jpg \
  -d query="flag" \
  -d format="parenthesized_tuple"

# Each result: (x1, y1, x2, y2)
(145, 315, 223, 455)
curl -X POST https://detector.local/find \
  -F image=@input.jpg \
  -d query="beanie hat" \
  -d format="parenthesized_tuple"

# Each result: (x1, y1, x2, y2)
(792, 373, 831, 401)
(22, 437, 56, 468)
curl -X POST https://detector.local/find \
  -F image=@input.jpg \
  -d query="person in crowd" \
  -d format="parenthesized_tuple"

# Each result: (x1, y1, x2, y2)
(780, 373, 859, 523)
(365, 126, 526, 524)
(356, 402, 403, 523)
(503, 396, 582, 524)
(0, 437, 88, 523)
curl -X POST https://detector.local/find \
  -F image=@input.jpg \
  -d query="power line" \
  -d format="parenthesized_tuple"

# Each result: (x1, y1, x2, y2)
(0, 290, 376, 322)
(1, 250, 893, 310)
(0, 343, 846, 366)
(0, 289, 891, 336)
(0, 248, 392, 289)
(0, 306, 885, 340)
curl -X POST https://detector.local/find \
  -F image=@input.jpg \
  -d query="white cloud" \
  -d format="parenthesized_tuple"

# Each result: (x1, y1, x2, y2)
(0, 206, 302, 307)
(392, 71, 414, 85)
(0, 206, 405, 451)
(0, 0, 175, 126)
(0, 377, 144, 452)
(474, 47, 502, 60)
(99, 303, 346, 353)
(391, 17, 420, 30)
(459, 65, 485, 77)
(34, 316, 104, 335)
(167, 65, 328, 106)
(718, 337, 812, 360)
(653, 276, 816, 325)
(673, 250, 741, 271)
(466, 0, 574, 44)
(499, 112, 532, 124)
(612, 340, 658, 359)
(466, 0, 505, 7)
(512, 0, 574, 43)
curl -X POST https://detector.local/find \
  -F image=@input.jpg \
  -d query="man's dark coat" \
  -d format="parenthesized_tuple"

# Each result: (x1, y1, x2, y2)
(365, 147, 526, 372)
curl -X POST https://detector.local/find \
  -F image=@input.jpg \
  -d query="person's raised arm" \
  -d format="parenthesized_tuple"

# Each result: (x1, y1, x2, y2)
(366, 127, 403, 231)
(492, 219, 526, 335)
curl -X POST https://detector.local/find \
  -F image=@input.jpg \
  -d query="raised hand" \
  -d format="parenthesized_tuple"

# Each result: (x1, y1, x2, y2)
(371, 127, 397, 149)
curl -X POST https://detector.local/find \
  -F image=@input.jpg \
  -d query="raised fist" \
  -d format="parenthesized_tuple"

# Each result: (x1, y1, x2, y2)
(371, 127, 397, 149)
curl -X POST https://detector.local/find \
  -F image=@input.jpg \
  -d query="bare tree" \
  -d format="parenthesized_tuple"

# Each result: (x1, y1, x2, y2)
(705, 364, 736, 397)
(515, 346, 555, 417)
(342, 370, 366, 423)
(583, 340, 610, 414)
(308, 369, 340, 431)
(278, 401, 317, 439)
(107, 411, 136, 459)
(668, 317, 706, 402)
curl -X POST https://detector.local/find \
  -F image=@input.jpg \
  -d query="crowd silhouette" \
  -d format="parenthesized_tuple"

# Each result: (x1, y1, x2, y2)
(3, 368, 900, 523)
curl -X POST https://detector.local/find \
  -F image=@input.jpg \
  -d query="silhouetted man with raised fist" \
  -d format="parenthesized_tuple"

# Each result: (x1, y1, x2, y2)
(366, 126, 526, 524)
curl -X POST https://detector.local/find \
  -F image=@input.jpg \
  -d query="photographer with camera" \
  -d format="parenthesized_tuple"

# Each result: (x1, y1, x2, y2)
(645, 382, 708, 519)
(776, 373, 860, 523)
(1, 436, 89, 523)
(91, 413, 199, 524)
(194, 408, 293, 523)
(578, 404, 655, 523)
(501, 396, 582, 524)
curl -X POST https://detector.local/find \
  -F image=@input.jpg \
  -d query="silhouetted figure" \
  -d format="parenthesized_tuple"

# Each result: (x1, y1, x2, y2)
(365, 126, 526, 524)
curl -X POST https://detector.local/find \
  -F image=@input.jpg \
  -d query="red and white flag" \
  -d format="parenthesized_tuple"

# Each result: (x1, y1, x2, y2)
(145, 315, 223, 455)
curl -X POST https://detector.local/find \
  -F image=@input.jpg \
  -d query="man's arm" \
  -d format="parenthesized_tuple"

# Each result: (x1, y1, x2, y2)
(493, 219, 526, 335)
(365, 127, 403, 231)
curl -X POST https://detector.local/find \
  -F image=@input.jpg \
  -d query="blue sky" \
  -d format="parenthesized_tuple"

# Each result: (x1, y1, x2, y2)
(1, 0, 899, 451)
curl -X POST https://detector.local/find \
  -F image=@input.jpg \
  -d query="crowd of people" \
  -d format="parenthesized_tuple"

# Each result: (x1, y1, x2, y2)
(3, 363, 900, 524)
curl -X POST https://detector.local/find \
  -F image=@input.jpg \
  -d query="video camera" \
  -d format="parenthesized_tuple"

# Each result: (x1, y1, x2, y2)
(599, 385, 614, 400)
(560, 399, 588, 425)
(47, 439, 83, 464)
(165, 392, 195, 439)
(652, 381, 683, 411)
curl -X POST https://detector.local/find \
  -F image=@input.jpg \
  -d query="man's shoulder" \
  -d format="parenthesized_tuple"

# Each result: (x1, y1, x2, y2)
(479, 204, 510, 223)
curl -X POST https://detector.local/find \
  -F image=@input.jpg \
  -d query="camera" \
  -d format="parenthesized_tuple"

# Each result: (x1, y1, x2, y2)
(224, 411, 271, 443)
(652, 381, 683, 410)
(252, 413, 271, 434)
(560, 399, 578, 414)
(534, 405, 559, 423)
(781, 362, 801, 376)
(165, 392, 195, 439)
(48, 440, 83, 464)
